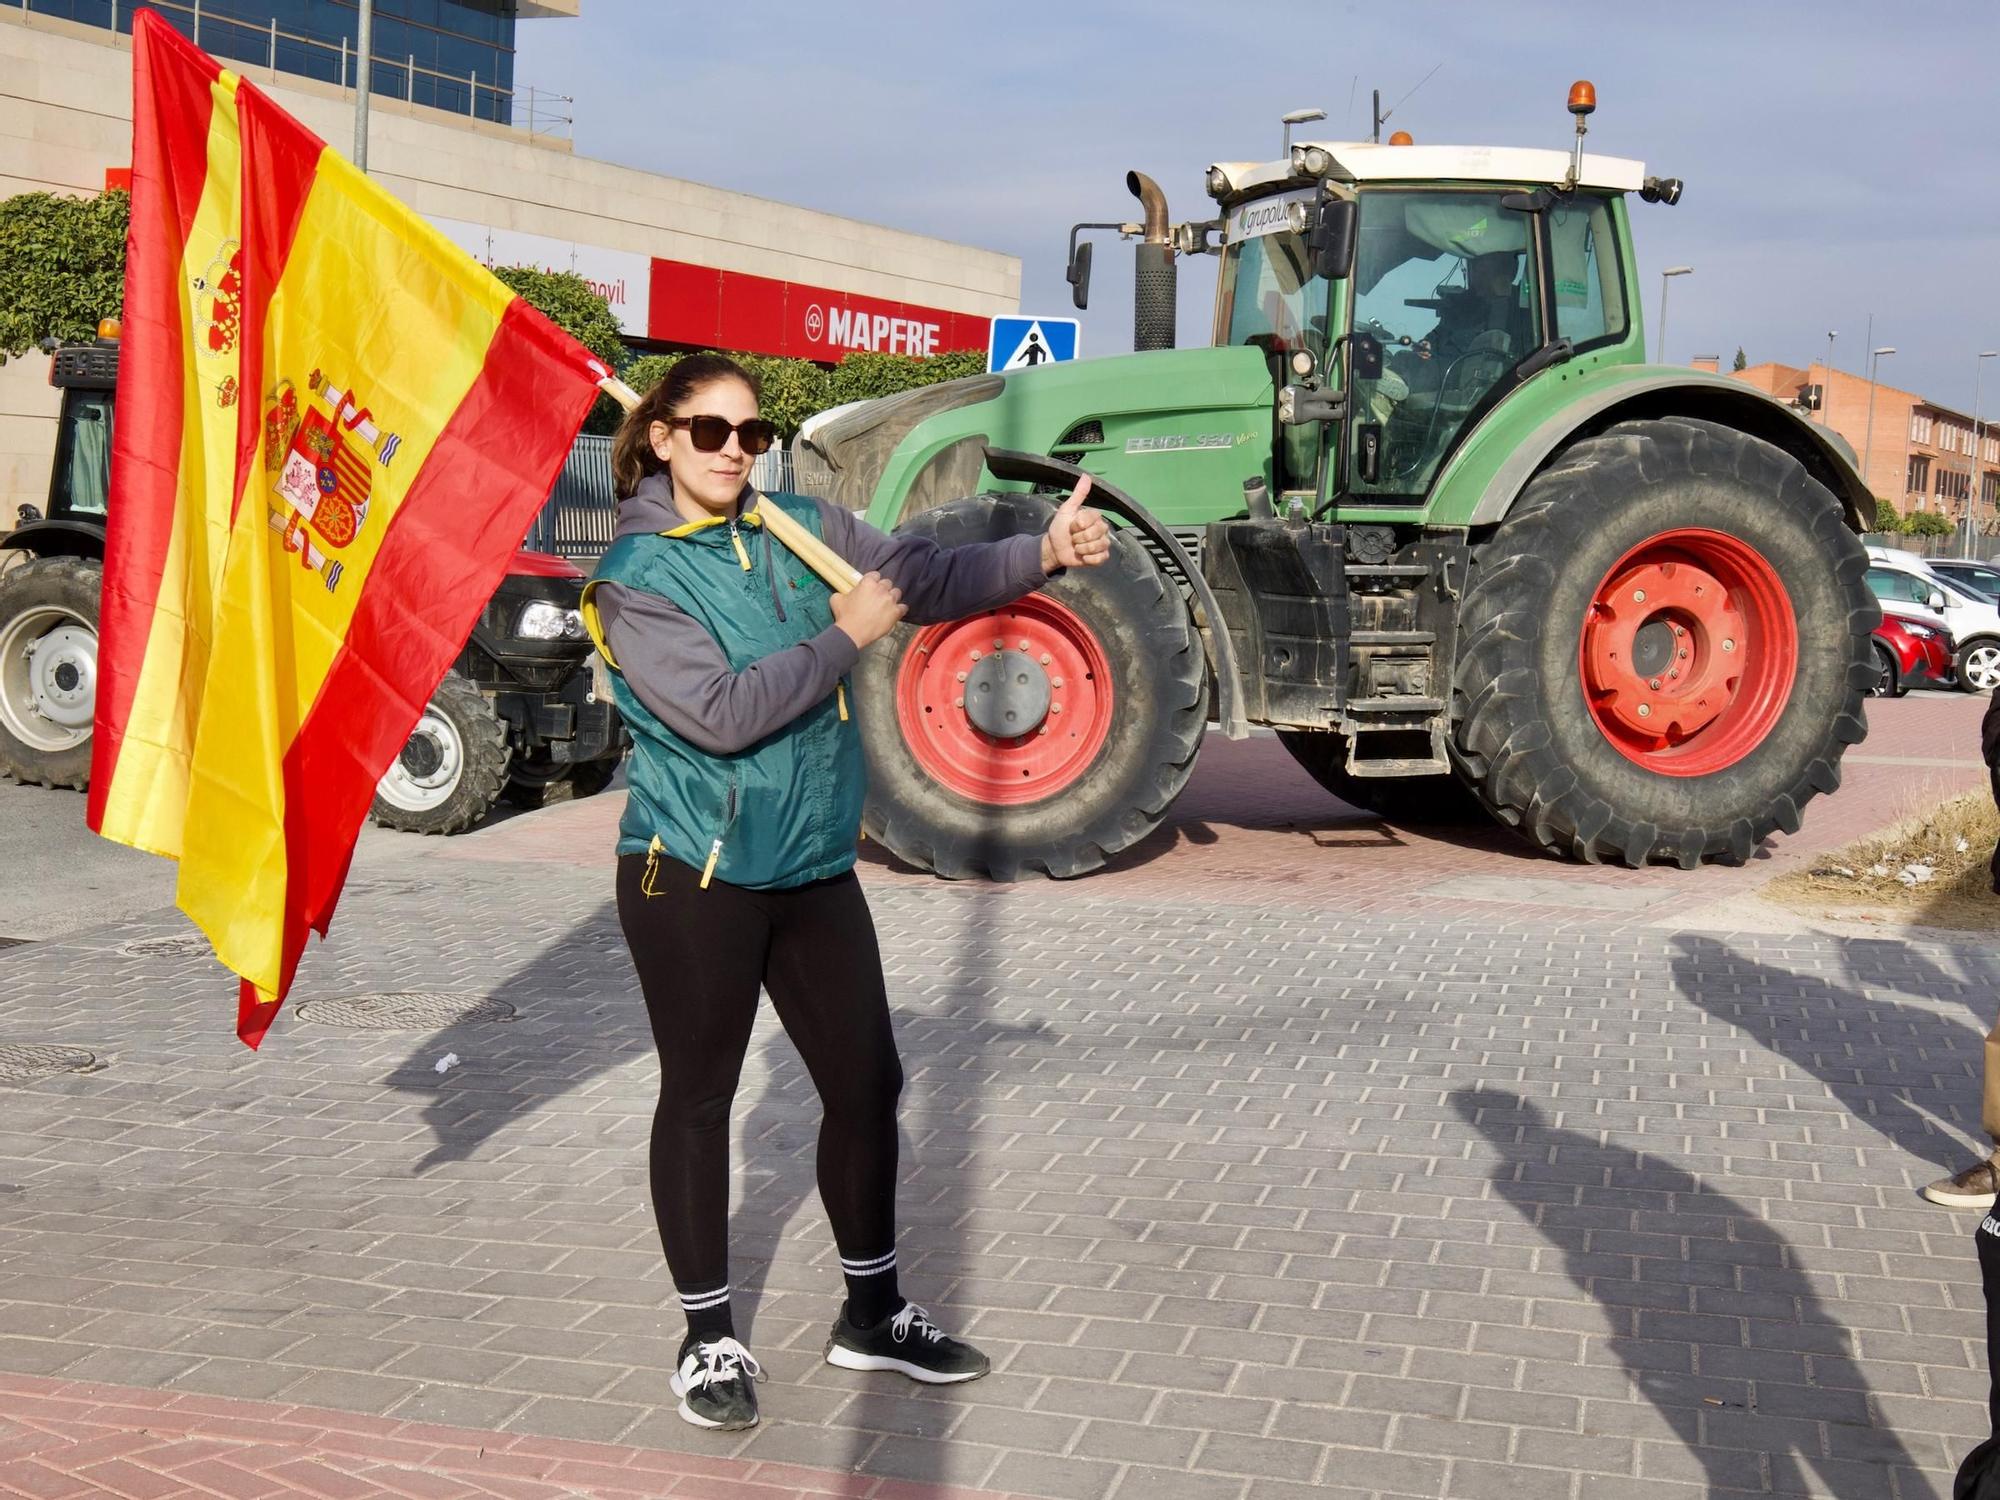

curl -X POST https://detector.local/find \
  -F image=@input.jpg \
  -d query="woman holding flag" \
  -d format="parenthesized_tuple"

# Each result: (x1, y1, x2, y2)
(582, 354, 1110, 1431)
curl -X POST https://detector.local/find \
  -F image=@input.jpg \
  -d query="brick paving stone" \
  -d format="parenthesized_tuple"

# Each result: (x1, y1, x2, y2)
(0, 697, 1992, 1499)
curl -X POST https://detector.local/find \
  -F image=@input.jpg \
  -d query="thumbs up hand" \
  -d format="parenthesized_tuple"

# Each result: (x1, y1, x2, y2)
(1041, 474, 1111, 573)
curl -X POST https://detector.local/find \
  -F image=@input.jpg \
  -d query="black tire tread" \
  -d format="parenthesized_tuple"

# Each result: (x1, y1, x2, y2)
(368, 670, 510, 835)
(858, 492, 1206, 881)
(0, 556, 104, 791)
(1451, 416, 1874, 869)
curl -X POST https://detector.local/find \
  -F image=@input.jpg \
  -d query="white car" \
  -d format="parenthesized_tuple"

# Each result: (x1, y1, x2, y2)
(1864, 548, 2000, 691)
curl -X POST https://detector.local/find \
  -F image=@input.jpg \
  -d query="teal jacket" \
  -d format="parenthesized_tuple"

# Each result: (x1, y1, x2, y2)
(584, 475, 1047, 890)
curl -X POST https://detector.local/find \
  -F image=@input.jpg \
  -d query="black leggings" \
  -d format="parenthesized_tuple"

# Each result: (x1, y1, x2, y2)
(616, 852, 904, 1298)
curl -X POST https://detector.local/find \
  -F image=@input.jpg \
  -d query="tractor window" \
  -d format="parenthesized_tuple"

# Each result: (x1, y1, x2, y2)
(1216, 224, 1328, 357)
(1345, 190, 1539, 500)
(50, 392, 113, 521)
(1547, 196, 1626, 349)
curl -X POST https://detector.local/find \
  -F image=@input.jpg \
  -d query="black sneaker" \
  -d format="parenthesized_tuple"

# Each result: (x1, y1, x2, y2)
(824, 1302, 989, 1384)
(670, 1336, 761, 1429)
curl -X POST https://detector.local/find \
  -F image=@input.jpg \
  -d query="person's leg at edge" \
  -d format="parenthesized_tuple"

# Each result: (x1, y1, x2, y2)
(616, 852, 769, 1426)
(759, 871, 989, 1384)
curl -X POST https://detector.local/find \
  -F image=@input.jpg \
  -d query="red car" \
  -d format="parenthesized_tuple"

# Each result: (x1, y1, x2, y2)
(1871, 610, 1952, 697)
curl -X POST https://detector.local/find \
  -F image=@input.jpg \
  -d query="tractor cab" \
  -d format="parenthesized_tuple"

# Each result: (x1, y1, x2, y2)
(26, 322, 119, 547)
(1204, 126, 1659, 513)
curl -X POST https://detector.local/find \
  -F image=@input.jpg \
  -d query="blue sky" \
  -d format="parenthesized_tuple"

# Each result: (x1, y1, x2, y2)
(515, 0, 2000, 413)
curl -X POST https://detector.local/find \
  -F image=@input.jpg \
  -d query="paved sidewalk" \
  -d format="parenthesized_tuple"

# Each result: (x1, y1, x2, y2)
(0, 692, 1994, 1499)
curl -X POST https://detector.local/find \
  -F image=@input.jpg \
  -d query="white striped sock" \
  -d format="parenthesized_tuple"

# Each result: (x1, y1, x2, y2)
(840, 1250, 896, 1277)
(677, 1284, 731, 1312)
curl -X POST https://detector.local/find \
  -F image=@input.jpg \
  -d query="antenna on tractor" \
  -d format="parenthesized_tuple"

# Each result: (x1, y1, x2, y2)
(1282, 108, 1326, 158)
(1372, 62, 1443, 145)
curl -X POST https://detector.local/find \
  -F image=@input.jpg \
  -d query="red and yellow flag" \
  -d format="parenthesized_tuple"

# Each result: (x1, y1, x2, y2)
(88, 14, 242, 856)
(92, 11, 608, 1047)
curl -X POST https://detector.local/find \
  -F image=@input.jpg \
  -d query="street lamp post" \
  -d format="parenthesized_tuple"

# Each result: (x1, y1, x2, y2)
(1817, 330, 1836, 424)
(1969, 350, 1998, 557)
(1656, 266, 1692, 364)
(1860, 345, 1897, 514)
(352, 0, 373, 172)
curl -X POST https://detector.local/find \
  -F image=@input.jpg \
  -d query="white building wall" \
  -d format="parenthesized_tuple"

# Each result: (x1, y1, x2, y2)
(0, 8, 1022, 516)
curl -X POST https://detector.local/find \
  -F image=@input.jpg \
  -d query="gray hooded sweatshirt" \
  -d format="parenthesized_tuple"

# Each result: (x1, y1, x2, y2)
(592, 475, 1049, 756)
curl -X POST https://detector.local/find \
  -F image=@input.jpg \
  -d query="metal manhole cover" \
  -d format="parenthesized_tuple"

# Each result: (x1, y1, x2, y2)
(121, 935, 212, 958)
(294, 992, 515, 1029)
(0, 1045, 98, 1083)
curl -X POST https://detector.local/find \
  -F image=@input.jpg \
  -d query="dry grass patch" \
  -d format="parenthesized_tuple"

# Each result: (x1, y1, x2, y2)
(1767, 789, 2000, 930)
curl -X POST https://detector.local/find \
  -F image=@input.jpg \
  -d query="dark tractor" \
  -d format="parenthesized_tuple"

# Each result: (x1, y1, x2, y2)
(0, 326, 626, 834)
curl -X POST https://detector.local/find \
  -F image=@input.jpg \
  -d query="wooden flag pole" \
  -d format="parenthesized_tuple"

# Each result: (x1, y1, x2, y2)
(596, 377, 859, 594)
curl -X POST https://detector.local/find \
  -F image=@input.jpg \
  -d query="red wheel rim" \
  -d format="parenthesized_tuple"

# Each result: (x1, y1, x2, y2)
(1577, 528, 1797, 777)
(896, 595, 1113, 805)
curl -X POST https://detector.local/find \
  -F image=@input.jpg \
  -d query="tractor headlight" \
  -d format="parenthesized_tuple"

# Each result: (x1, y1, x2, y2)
(1287, 199, 1310, 233)
(516, 601, 588, 641)
(1206, 165, 1230, 197)
(1300, 146, 1331, 177)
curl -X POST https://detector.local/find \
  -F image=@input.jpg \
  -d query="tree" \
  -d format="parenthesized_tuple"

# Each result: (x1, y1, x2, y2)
(487, 266, 629, 434)
(1872, 498, 1904, 534)
(0, 190, 131, 361)
(1905, 508, 1952, 537)
(1732, 346, 1747, 372)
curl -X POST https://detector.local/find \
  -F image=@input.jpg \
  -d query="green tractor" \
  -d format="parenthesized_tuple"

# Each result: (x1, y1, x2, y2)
(801, 85, 1877, 879)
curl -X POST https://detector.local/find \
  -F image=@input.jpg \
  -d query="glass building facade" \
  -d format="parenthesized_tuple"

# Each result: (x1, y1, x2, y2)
(17, 0, 523, 124)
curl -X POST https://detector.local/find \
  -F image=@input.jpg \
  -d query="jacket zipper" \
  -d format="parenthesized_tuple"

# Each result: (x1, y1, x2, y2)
(728, 516, 752, 573)
(699, 778, 739, 890)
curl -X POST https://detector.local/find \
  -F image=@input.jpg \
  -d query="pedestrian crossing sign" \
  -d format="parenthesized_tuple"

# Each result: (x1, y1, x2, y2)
(988, 316, 1081, 373)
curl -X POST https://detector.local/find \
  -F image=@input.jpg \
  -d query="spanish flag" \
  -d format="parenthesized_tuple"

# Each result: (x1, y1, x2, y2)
(88, 13, 242, 858)
(91, 11, 608, 1047)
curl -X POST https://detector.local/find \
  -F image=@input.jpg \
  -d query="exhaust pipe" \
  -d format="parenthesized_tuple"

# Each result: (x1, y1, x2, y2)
(1126, 170, 1176, 353)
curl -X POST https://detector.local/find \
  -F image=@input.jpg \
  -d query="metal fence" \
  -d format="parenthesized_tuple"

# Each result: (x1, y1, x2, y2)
(9, 0, 573, 136)
(1863, 528, 1998, 562)
(525, 438, 839, 562)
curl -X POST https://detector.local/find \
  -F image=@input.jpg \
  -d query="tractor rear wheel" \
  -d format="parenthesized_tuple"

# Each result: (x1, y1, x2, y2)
(856, 492, 1207, 880)
(1275, 731, 1487, 825)
(1451, 417, 1874, 868)
(0, 556, 103, 790)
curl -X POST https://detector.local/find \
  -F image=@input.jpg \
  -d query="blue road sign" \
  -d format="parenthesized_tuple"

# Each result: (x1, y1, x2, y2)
(988, 316, 1081, 373)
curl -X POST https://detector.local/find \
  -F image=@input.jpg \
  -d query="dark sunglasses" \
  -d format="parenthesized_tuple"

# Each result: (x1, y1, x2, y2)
(665, 415, 778, 456)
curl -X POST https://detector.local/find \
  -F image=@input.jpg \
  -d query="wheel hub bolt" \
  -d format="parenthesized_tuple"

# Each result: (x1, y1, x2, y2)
(1638, 704, 1653, 718)
(1052, 677, 1064, 688)
(1038, 725, 1049, 735)
(954, 697, 964, 708)
(1722, 639, 1736, 653)
(1040, 653, 1052, 665)
(1633, 589, 1647, 603)
(1051, 703, 1063, 714)
(1650, 678, 1662, 690)
(955, 670, 968, 682)
(1019, 639, 1030, 651)
(993, 637, 1004, 649)
(970, 649, 982, 660)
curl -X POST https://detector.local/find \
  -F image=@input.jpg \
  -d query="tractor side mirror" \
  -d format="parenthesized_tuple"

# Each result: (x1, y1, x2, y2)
(1067, 242, 1094, 311)
(1351, 331, 1384, 382)
(1309, 199, 1357, 281)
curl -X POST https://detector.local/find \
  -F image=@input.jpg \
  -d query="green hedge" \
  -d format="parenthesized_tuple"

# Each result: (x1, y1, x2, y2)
(0, 185, 986, 432)
(0, 190, 130, 361)
(619, 347, 986, 440)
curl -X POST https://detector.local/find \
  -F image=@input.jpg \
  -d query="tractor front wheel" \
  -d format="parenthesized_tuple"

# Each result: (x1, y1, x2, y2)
(856, 493, 1207, 880)
(369, 670, 511, 835)
(1451, 417, 1875, 868)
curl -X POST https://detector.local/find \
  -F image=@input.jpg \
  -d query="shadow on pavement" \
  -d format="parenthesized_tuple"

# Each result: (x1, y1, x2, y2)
(1452, 1087, 1925, 1499)
(1668, 933, 1987, 1173)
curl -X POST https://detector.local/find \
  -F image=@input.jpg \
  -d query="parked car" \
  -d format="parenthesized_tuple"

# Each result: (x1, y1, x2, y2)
(1864, 549, 2000, 691)
(1870, 609, 1952, 697)
(1928, 558, 2000, 603)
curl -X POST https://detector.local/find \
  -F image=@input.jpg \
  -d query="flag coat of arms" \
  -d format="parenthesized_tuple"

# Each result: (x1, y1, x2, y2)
(92, 10, 609, 1046)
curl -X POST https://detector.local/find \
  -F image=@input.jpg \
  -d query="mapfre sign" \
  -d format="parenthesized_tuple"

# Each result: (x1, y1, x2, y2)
(650, 259, 990, 362)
